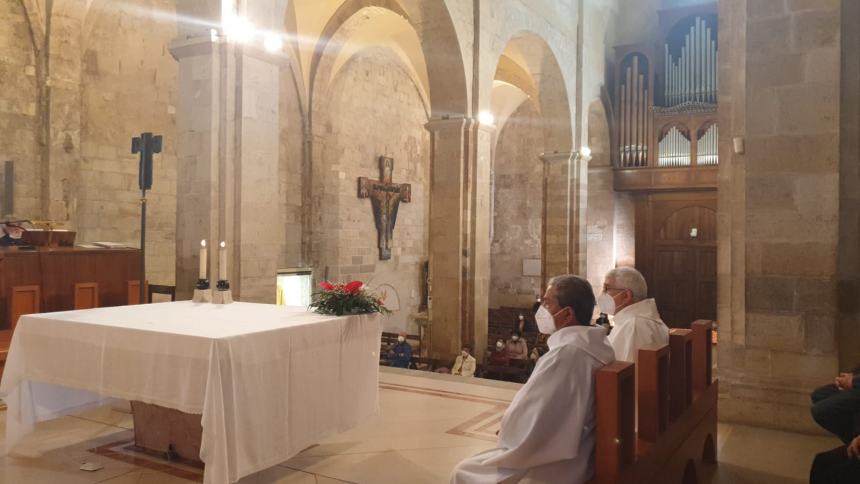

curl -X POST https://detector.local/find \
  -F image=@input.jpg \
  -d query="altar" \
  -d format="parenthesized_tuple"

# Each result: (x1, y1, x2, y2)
(0, 302, 381, 484)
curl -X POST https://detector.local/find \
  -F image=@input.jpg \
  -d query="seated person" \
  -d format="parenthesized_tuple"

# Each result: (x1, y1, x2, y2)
(600, 267, 669, 364)
(452, 345, 476, 377)
(488, 339, 510, 366)
(387, 332, 412, 368)
(0, 222, 25, 246)
(450, 275, 615, 483)
(505, 330, 529, 361)
(810, 434, 860, 484)
(811, 371, 860, 444)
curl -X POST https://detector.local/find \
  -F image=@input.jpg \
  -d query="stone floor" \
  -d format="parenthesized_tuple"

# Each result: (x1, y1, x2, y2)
(0, 367, 841, 483)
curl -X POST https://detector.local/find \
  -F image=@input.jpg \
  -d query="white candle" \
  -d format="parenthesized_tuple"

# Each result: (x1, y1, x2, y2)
(199, 240, 207, 280)
(219, 241, 227, 280)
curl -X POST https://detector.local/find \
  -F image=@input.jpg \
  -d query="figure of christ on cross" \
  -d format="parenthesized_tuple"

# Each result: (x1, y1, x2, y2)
(358, 156, 411, 261)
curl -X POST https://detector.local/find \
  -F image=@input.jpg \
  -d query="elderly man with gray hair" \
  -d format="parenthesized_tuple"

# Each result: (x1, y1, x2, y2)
(598, 266, 669, 364)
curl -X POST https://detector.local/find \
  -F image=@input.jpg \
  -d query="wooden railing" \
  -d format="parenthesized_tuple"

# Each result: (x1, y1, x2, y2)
(590, 320, 717, 484)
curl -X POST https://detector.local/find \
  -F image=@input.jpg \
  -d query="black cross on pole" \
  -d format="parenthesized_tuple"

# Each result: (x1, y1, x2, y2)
(132, 132, 162, 304)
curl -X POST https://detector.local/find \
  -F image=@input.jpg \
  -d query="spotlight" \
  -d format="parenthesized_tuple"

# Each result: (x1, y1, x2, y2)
(223, 14, 255, 44)
(263, 33, 284, 53)
(579, 146, 592, 158)
(478, 111, 495, 126)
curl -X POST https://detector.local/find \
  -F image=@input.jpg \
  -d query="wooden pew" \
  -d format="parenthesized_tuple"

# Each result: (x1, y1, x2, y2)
(591, 320, 717, 484)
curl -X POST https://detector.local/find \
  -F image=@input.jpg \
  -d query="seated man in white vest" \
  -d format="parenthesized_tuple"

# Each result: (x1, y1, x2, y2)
(450, 275, 615, 483)
(599, 267, 669, 364)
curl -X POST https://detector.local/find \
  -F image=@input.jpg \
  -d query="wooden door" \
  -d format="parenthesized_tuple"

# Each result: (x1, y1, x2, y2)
(635, 191, 717, 327)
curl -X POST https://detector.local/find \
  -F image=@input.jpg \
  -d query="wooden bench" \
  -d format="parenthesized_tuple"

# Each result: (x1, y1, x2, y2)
(590, 320, 717, 484)
(379, 331, 421, 368)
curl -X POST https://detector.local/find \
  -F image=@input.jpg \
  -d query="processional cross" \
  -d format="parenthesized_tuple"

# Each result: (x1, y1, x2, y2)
(358, 156, 411, 261)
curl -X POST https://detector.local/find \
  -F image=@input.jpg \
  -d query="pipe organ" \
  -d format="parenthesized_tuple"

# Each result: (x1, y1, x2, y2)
(697, 124, 719, 166)
(613, 6, 720, 178)
(664, 17, 718, 106)
(618, 55, 650, 167)
(658, 127, 691, 167)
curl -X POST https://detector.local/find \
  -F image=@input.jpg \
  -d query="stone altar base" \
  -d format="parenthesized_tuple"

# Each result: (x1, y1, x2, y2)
(130, 400, 204, 467)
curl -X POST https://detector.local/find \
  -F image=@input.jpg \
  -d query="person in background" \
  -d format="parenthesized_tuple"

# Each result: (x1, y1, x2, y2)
(599, 267, 669, 365)
(0, 222, 25, 246)
(810, 434, 860, 484)
(513, 314, 526, 334)
(452, 345, 476, 377)
(387, 332, 413, 368)
(450, 274, 615, 483)
(489, 338, 510, 366)
(810, 370, 860, 444)
(506, 330, 529, 361)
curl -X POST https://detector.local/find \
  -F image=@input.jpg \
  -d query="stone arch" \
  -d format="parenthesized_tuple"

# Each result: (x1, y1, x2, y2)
(293, 0, 468, 118)
(489, 30, 573, 153)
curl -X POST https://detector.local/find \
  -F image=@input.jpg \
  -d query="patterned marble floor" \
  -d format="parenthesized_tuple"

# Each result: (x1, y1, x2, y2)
(0, 368, 841, 483)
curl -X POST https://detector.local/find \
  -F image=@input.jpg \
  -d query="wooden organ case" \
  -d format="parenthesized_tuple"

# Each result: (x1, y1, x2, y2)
(611, 3, 719, 327)
(612, 4, 719, 190)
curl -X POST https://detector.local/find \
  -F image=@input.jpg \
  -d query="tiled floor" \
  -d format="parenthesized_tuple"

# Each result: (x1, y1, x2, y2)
(0, 368, 842, 483)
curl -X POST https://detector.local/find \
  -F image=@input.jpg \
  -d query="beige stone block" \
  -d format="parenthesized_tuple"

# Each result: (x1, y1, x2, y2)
(804, 314, 836, 355)
(792, 8, 840, 49)
(760, 242, 836, 277)
(770, 351, 837, 382)
(776, 83, 838, 135)
(746, 275, 795, 312)
(746, 312, 804, 352)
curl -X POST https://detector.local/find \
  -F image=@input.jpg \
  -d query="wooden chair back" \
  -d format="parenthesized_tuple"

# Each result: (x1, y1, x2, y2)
(10, 285, 40, 332)
(127, 280, 149, 305)
(669, 329, 694, 420)
(74, 282, 99, 310)
(638, 345, 670, 442)
(594, 361, 636, 480)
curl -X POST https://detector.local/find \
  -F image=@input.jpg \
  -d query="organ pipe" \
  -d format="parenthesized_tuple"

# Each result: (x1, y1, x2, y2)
(658, 127, 691, 167)
(697, 124, 719, 165)
(618, 55, 651, 167)
(664, 16, 718, 106)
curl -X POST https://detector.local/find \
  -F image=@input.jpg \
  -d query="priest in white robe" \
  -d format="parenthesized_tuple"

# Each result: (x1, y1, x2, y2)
(451, 275, 615, 484)
(599, 267, 669, 364)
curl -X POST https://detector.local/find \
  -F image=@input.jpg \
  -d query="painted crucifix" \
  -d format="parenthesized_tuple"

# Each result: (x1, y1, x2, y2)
(358, 156, 411, 261)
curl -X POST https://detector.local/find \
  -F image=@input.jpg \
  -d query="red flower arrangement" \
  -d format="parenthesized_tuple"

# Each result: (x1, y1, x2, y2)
(311, 280, 390, 316)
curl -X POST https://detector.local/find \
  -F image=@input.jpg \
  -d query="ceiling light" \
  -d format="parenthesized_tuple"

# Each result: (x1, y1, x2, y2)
(263, 33, 284, 53)
(478, 111, 495, 126)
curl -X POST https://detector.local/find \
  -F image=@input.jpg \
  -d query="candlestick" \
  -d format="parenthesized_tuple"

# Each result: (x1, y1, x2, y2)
(219, 241, 227, 281)
(199, 239, 207, 279)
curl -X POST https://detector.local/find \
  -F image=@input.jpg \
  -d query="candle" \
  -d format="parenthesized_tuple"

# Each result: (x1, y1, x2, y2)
(199, 240, 207, 279)
(219, 241, 227, 281)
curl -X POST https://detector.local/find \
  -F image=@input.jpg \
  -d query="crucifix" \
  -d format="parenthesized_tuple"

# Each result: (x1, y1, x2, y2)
(358, 156, 411, 261)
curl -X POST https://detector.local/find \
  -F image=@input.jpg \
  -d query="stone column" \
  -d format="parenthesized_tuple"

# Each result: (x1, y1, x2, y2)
(541, 150, 588, 285)
(425, 117, 492, 361)
(717, 0, 851, 432)
(170, 35, 284, 302)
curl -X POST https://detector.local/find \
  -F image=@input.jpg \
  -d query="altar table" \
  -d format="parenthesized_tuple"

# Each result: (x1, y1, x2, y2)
(0, 302, 381, 484)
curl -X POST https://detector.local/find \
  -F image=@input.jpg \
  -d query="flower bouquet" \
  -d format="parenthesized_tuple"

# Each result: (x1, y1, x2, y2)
(310, 280, 391, 316)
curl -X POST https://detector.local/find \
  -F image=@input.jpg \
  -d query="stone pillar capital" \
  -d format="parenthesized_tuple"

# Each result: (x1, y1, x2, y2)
(169, 36, 217, 61)
(539, 151, 576, 163)
(424, 116, 475, 133)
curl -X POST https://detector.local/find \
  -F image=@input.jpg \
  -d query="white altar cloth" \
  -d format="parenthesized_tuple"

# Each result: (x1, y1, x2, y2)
(0, 301, 381, 484)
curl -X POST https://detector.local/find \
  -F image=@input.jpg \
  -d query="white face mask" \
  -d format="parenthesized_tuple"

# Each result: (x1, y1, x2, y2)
(397, 336, 405, 343)
(535, 305, 559, 335)
(496, 342, 504, 349)
(597, 292, 617, 315)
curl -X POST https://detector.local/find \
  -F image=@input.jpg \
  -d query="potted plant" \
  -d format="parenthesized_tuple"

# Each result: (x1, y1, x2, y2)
(310, 280, 391, 316)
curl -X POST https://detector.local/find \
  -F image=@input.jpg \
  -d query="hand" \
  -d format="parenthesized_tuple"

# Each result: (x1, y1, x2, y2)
(836, 373, 854, 390)
(848, 436, 860, 459)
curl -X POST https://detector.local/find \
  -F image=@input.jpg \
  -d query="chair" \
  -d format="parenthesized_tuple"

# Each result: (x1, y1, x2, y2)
(127, 280, 149, 305)
(10, 285, 41, 332)
(73, 282, 99, 309)
(148, 284, 176, 303)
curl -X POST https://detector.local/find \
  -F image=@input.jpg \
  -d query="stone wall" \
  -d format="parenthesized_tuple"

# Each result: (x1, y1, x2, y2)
(717, 0, 847, 433)
(79, 1, 177, 284)
(490, 101, 544, 308)
(0, 0, 39, 217)
(310, 47, 430, 334)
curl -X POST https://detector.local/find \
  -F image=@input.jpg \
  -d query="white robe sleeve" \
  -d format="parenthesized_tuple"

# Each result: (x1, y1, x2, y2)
(483, 347, 593, 470)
